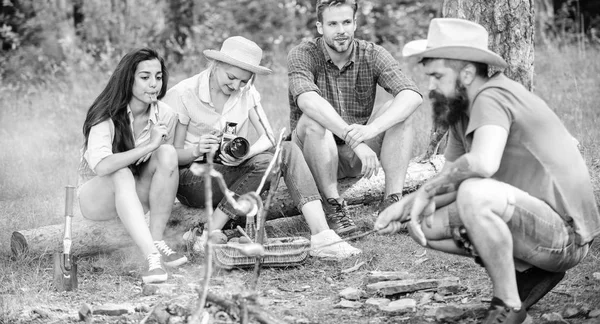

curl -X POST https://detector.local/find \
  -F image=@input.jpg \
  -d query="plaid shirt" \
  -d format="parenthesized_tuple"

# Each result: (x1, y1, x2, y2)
(288, 37, 421, 131)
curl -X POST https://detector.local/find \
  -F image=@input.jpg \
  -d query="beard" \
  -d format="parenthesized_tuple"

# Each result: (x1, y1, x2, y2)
(429, 80, 470, 128)
(324, 33, 354, 53)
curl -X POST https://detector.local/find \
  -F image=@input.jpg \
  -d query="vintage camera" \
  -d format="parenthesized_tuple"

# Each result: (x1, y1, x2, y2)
(205, 122, 250, 164)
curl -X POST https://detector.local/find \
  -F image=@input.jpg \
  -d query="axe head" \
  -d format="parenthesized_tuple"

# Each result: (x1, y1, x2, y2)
(53, 252, 78, 291)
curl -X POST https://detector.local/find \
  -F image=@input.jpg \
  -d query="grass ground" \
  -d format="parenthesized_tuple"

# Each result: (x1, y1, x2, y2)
(1, 45, 599, 323)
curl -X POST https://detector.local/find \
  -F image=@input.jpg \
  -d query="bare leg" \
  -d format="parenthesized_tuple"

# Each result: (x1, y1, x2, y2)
(294, 114, 340, 199)
(372, 101, 415, 196)
(136, 144, 179, 241)
(301, 200, 330, 235)
(79, 168, 157, 256)
(456, 178, 521, 309)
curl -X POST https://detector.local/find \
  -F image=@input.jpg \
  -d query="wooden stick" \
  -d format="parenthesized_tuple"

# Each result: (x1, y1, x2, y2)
(206, 292, 287, 324)
(236, 226, 254, 243)
(251, 130, 286, 290)
(189, 150, 217, 323)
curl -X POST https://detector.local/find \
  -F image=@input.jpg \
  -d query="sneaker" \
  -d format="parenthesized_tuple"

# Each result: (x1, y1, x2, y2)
(516, 267, 565, 310)
(154, 240, 188, 267)
(142, 252, 168, 284)
(324, 198, 358, 236)
(310, 229, 362, 259)
(483, 297, 531, 324)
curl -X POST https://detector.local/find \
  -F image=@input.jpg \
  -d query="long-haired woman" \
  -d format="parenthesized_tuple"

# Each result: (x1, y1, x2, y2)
(78, 48, 187, 284)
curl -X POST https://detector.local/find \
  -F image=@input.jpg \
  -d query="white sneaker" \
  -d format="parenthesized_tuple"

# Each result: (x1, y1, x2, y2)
(310, 229, 362, 260)
(142, 252, 168, 284)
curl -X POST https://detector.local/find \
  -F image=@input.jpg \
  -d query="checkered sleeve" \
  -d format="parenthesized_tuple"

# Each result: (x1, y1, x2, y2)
(373, 45, 421, 98)
(287, 43, 322, 104)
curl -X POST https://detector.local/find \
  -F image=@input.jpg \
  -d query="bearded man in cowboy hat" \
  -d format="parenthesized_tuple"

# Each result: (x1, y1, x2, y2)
(375, 18, 600, 324)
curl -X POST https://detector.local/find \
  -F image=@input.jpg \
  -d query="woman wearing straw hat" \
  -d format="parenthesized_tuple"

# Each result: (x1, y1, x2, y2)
(163, 36, 361, 259)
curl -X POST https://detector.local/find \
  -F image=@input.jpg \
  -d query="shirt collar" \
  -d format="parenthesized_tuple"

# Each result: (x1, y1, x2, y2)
(197, 69, 246, 106)
(126, 103, 159, 124)
(319, 37, 356, 69)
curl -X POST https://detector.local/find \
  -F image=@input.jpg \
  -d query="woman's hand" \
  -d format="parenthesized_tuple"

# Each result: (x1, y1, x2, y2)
(218, 151, 247, 166)
(149, 122, 168, 149)
(193, 134, 220, 158)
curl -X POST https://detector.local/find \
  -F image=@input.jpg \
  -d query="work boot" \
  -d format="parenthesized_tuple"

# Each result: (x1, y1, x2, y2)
(310, 229, 362, 260)
(516, 267, 566, 310)
(153, 240, 188, 268)
(324, 198, 358, 236)
(142, 252, 168, 284)
(482, 297, 531, 324)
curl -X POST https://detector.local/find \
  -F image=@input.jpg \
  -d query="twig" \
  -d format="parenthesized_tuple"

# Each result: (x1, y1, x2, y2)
(236, 226, 254, 243)
(341, 261, 366, 274)
(206, 292, 287, 324)
(251, 130, 286, 290)
(139, 301, 162, 324)
(255, 129, 287, 195)
(190, 149, 217, 323)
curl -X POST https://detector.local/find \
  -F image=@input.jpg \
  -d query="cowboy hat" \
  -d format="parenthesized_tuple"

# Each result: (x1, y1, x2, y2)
(402, 18, 507, 68)
(204, 36, 273, 75)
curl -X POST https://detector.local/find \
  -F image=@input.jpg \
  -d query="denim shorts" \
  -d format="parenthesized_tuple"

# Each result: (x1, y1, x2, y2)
(446, 182, 589, 272)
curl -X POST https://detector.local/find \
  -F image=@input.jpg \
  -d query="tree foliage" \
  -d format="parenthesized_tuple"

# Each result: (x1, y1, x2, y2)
(0, 0, 597, 85)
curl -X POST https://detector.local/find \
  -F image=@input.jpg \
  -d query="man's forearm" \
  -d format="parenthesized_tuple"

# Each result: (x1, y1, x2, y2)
(368, 90, 422, 133)
(297, 92, 349, 137)
(421, 154, 486, 198)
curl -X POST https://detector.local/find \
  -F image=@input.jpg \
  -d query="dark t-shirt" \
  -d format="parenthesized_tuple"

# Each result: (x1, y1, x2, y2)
(445, 73, 600, 245)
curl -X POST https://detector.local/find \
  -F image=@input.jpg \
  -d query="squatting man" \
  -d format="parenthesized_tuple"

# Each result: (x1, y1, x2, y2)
(375, 18, 600, 324)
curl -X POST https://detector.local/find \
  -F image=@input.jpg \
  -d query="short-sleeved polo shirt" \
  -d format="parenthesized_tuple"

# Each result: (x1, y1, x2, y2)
(162, 70, 262, 159)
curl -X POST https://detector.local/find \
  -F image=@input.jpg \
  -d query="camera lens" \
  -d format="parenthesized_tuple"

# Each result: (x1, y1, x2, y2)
(224, 137, 250, 158)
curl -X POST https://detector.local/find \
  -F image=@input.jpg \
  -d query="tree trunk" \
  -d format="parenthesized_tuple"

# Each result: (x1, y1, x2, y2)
(442, 0, 535, 90)
(11, 156, 445, 258)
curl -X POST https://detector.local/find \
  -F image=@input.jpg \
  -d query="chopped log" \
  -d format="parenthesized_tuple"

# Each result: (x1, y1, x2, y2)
(365, 277, 460, 296)
(11, 156, 445, 257)
(364, 271, 413, 284)
(268, 154, 444, 218)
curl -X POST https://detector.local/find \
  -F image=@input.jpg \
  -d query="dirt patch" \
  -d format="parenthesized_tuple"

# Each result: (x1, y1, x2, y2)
(3, 204, 600, 324)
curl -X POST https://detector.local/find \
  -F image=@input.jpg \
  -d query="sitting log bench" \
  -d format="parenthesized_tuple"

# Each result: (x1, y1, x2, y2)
(11, 156, 445, 258)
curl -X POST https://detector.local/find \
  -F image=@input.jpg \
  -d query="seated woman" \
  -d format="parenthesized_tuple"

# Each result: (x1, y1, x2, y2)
(78, 48, 188, 284)
(163, 36, 361, 259)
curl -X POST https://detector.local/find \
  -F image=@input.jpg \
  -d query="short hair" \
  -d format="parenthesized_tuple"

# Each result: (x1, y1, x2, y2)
(421, 57, 489, 78)
(316, 0, 358, 22)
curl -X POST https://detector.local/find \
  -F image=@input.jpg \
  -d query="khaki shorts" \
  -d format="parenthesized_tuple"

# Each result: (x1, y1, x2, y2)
(291, 128, 384, 179)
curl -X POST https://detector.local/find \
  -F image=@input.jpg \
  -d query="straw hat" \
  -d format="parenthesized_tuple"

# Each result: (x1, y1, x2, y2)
(402, 18, 507, 68)
(203, 36, 273, 75)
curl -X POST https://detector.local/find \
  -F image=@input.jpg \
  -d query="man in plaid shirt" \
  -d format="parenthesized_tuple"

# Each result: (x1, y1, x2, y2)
(287, 0, 423, 236)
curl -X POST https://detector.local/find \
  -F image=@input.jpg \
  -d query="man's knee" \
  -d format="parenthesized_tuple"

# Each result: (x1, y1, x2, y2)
(456, 178, 505, 222)
(297, 114, 328, 139)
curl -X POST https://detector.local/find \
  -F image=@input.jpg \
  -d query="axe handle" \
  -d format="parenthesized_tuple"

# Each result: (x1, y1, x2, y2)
(63, 186, 75, 255)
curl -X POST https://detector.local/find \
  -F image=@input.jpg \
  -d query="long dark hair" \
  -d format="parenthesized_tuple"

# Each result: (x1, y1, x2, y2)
(82, 47, 169, 162)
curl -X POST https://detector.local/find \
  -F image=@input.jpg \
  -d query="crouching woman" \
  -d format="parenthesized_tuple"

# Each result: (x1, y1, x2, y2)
(78, 48, 187, 284)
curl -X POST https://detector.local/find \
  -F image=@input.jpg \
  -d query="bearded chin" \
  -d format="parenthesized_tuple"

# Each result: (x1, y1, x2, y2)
(429, 83, 469, 127)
